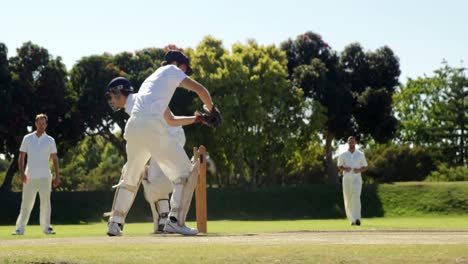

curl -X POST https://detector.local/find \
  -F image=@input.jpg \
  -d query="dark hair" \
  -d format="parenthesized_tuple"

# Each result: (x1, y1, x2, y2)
(162, 50, 193, 75)
(120, 90, 131, 97)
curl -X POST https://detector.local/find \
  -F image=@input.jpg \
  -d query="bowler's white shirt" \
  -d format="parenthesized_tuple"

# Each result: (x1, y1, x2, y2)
(337, 149, 368, 177)
(132, 65, 187, 116)
(19, 132, 57, 179)
(125, 93, 183, 135)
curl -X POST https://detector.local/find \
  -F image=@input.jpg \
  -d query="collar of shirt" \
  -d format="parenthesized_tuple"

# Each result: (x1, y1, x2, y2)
(34, 131, 47, 140)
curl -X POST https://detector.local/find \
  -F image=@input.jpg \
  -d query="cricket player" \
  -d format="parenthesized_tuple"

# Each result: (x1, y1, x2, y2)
(12, 114, 60, 235)
(104, 50, 221, 236)
(337, 136, 368, 226)
(123, 87, 188, 234)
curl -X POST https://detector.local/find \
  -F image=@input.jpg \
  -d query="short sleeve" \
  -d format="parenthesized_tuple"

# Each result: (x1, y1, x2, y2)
(19, 136, 28, 152)
(168, 65, 188, 86)
(337, 154, 344, 166)
(50, 138, 58, 154)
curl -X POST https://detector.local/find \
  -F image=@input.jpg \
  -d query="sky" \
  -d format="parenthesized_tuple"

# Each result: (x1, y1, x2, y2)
(1, 0, 467, 82)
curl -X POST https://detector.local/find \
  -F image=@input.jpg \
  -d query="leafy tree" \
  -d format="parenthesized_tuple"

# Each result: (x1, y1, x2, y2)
(59, 135, 124, 191)
(282, 33, 400, 183)
(395, 63, 467, 165)
(187, 37, 319, 187)
(365, 144, 436, 182)
(0, 42, 84, 192)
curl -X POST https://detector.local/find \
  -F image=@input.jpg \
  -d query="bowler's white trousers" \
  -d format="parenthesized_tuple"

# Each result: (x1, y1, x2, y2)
(110, 114, 192, 224)
(15, 177, 52, 232)
(342, 173, 362, 223)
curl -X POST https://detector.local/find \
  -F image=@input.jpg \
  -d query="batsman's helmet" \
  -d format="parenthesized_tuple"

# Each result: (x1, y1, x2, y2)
(163, 50, 193, 76)
(105, 77, 134, 112)
(106, 77, 134, 94)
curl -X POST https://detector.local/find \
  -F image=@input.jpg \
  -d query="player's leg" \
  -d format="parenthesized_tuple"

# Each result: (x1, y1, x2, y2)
(342, 175, 353, 223)
(142, 160, 173, 233)
(351, 175, 363, 225)
(13, 179, 39, 235)
(148, 134, 197, 235)
(106, 117, 151, 236)
(38, 177, 54, 234)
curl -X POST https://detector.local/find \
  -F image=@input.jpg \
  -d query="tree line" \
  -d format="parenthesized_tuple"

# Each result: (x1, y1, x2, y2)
(0, 31, 466, 192)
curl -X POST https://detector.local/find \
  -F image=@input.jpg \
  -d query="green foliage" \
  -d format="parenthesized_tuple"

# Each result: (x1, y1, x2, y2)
(186, 37, 321, 187)
(395, 63, 467, 165)
(282, 33, 401, 183)
(377, 182, 468, 216)
(365, 144, 437, 182)
(59, 135, 124, 191)
(0, 42, 85, 192)
(426, 164, 468, 182)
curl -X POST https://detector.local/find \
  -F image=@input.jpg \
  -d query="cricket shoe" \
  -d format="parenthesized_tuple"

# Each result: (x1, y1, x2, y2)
(44, 227, 56, 235)
(11, 228, 24, 236)
(164, 220, 198, 236)
(107, 222, 123, 236)
(154, 224, 168, 234)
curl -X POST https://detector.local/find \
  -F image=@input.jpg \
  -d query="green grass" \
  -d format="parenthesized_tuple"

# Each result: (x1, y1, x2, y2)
(1, 244, 467, 264)
(1, 217, 468, 263)
(1, 216, 468, 239)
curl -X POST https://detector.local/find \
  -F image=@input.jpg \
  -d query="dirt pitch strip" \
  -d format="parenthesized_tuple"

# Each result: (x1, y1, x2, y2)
(2, 230, 468, 246)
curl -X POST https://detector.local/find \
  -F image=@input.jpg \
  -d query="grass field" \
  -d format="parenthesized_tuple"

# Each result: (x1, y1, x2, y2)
(1, 216, 468, 263)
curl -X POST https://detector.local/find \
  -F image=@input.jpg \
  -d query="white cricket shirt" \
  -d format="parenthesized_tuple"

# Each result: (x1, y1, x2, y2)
(337, 149, 368, 177)
(125, 93, 183, 135)
(132, 65, 187, 116)
(19, 132, 57, 179)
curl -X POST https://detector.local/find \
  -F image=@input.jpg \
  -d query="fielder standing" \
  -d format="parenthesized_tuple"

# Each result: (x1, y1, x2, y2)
(12, 114, 60, 235)
(337, 136, 368, 226)
(104, 50, 220, 236)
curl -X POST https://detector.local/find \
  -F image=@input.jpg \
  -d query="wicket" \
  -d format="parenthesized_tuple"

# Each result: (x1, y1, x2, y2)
(194, 146, 207, 233)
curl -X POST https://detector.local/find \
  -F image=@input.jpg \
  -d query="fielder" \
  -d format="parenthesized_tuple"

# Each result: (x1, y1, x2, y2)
(104, 50, 221, 236)
(337, 136, 368, 226)
(12, 114, 60, 235)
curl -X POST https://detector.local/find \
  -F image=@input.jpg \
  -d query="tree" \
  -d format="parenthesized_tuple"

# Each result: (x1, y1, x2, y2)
(0, 42, 84, 192)
(187, 37, 318, 187)
(59, 135, 124, 191)
(69, 47, 171, 157)
(282, 33, 400, 183)
(395, 63, 467, 165)
(342, 44, 400, 142)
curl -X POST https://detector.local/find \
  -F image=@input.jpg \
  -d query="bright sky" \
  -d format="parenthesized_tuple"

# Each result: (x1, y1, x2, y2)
(2, 0, 467, 81)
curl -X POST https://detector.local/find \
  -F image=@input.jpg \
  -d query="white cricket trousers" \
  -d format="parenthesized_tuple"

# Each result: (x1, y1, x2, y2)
(15, 177, 52, 232)
(342, 173, 362, 223)
(110, 114, 192, 224)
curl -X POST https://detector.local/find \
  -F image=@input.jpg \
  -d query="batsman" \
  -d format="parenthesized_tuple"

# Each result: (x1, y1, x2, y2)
(122, 79, 215, 234)
(104, 50, 221, 236)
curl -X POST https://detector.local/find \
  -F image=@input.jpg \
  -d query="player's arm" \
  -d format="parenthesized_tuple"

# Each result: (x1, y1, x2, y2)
(179, 77, 214, 110)
(353, 155, 368, 173)
(18, 151, 27, 183)
(163, 107, 197, 127)
(51, 153, 60, 187)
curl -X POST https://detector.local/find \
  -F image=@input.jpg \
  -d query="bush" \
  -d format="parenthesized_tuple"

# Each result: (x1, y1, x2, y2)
(365, 144, 437, 182)
(426, 164, 468, 182)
